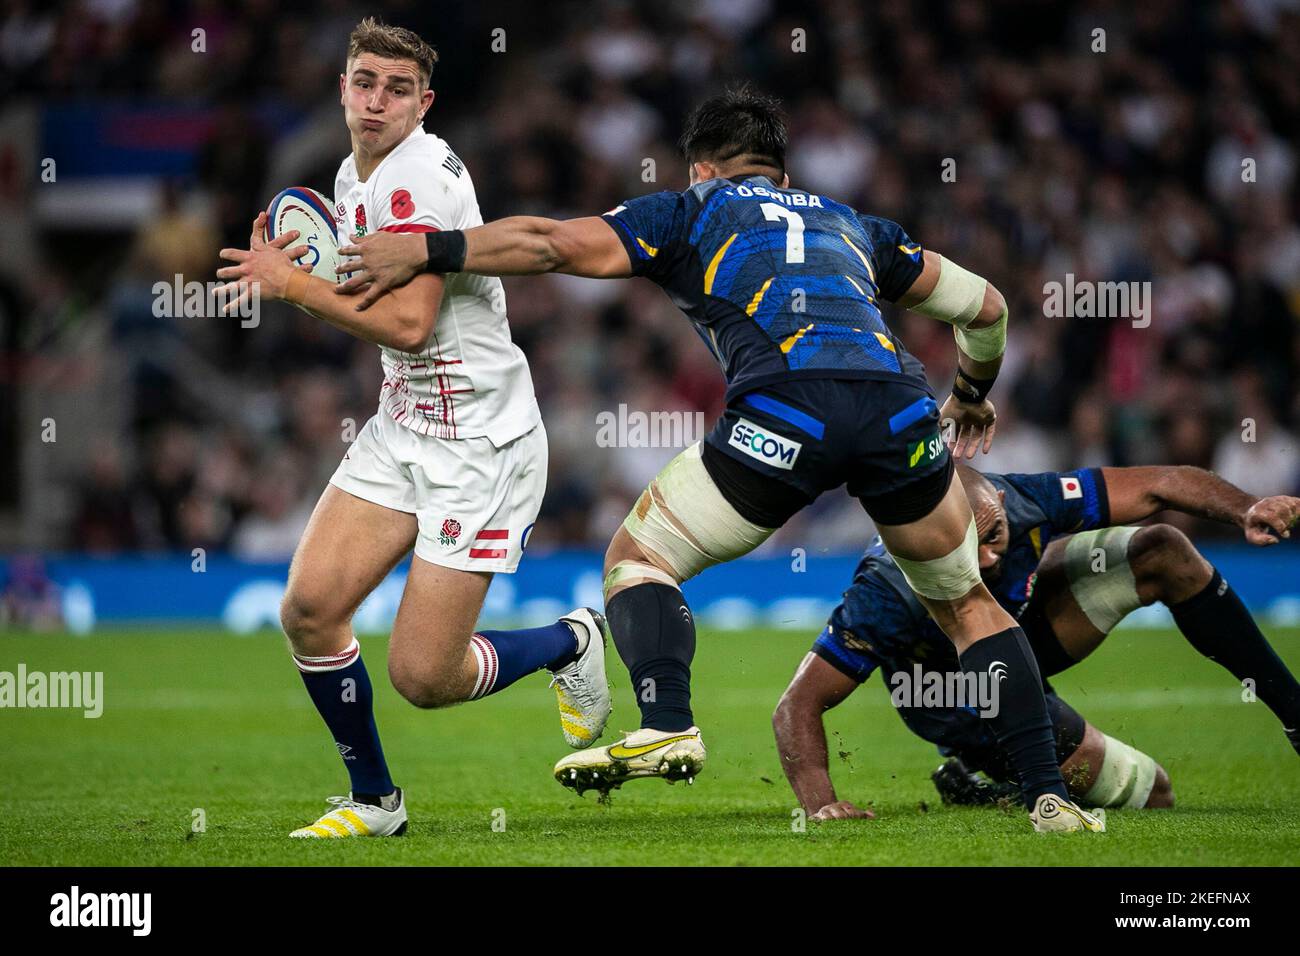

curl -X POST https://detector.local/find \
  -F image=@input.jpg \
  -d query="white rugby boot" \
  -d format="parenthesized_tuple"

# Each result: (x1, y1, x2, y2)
(549, 608, 612, 748)
(1030, 793, 1107, 833)
(554, 725, 706, 795)
(290, 790, 407, 838)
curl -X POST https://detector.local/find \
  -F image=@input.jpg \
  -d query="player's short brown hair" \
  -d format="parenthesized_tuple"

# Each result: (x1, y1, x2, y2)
(347, 17, 438, 88)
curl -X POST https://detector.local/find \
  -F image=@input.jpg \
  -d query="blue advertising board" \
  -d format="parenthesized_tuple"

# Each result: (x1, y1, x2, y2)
(2, 546, 1299, 635)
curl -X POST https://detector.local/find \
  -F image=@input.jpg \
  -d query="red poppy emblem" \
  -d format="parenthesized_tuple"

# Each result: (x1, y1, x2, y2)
(391, 189, 415, 218)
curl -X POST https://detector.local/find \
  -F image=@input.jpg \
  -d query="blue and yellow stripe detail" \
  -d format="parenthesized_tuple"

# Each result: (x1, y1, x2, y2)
(840, 233, 875, 284)
(779, 323, 815, 354)
(746, 277, 774, 316)
(703, 232, 739, 295)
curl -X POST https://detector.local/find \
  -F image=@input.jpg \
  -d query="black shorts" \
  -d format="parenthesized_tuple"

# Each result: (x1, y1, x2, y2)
(701, 377, 953, 527)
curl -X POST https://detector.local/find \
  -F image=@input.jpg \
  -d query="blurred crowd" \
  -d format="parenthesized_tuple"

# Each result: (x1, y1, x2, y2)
(3, 0, 1299, 557)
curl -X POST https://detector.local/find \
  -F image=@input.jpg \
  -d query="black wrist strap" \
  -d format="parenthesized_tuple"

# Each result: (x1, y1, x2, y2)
(952, 369, 996, 404)
(424, 230, 467, 273)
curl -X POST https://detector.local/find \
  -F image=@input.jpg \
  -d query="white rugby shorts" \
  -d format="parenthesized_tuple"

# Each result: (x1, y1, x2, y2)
(330, 411, 547, 573)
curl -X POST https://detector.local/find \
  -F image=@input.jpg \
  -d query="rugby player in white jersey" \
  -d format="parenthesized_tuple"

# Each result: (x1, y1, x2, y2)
(216, 18, 609, 838)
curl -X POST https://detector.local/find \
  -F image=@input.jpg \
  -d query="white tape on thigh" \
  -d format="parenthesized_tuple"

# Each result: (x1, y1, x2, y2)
(603, 560, 680, 595)
(912, 255, 987, 329)
(1064, 527, 1141, 632)
(1083, 734, 1158, 809)
(621, 442, 775, 582)
(891, 517, 983, 601)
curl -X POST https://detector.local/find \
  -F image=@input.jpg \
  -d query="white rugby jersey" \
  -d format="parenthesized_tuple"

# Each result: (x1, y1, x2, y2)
(333, 126, 540, 444)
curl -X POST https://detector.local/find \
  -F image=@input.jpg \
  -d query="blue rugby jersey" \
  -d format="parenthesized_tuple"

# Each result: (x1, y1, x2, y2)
(601, 175, 928, 401)
(814, 468, 1112, 683)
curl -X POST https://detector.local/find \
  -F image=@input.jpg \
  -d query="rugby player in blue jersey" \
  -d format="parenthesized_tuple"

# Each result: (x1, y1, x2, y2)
(775, 464, 1300, 820)
(338, 86, 1124, 830)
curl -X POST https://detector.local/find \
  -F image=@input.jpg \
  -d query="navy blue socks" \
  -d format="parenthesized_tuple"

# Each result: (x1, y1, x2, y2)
(1170, 570, 1300, 731)
(468, 621, 579, 698)
(294, 639, 394, 800)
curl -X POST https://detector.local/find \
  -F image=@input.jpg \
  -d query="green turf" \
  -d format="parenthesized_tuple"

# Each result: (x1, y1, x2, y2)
(1, 625, 1297, 866)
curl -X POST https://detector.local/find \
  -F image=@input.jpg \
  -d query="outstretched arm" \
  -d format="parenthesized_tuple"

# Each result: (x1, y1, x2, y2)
(462, 216, 634, 277)
(1102, 465, 1300, 545)
(773, 653, 874, 820)
(336, 216, 633, 310)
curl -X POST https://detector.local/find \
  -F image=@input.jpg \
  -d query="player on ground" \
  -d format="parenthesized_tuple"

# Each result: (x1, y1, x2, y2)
(332, 86, 1100, 831)
(214, 18, 610, 839)
(775, 464, 1300, 819)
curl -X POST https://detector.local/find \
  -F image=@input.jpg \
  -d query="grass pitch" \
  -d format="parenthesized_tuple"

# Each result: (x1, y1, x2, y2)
(1, 625, 1297, 866)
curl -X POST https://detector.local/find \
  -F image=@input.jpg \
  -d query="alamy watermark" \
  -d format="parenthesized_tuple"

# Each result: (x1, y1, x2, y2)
(595, 404, 707, 448)
(153, 274, 260, 328)
(50, 886, 150, 936)
(888, 663, 1001, 718)
(1043, 273, 1151, 328)
(0, 664, 103, 718)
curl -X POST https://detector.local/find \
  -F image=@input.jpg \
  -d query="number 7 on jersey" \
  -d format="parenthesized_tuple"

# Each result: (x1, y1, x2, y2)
(761, 202, 805, 264)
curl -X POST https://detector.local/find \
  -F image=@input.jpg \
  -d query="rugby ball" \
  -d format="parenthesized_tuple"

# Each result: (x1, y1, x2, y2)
(264, 187, 354, 285)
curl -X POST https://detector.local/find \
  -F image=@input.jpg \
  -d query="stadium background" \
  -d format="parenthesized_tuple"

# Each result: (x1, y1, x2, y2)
(1, 0, 1298, 629)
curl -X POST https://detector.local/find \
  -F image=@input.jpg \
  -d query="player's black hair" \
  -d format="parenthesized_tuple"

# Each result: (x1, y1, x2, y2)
(679, 84, 787, 177)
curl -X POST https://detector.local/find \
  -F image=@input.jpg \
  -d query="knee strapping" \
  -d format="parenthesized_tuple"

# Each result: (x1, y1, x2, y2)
(1064, 527, 1141, 632)
(1083, 734, 1158, 809)
(604, 560, 680, 599)
(892, 517, 983, 601)
(620, 442, 774, 582)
